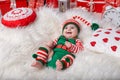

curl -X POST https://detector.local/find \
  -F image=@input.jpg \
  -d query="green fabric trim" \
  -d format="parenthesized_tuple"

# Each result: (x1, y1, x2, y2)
(61, 61, 66, 70)
(68, 38, 76, 44)
(91, 23, 99, 31)
(32, 54, 38, 58)
(57, 35, 76, 45)
(65, 58, 70, 62)
(39, 47, 48, 53)
(57, 35, 66, 45)
(69, 53, 75, 58)
(54, 48, 75, 58)
(47, 48, 70, 69)
(54, 48, 70, 54)
(62, 22, 80, 33)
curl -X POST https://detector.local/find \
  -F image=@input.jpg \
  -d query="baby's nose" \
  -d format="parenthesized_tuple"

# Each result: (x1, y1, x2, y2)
(67, 28, 71, 30)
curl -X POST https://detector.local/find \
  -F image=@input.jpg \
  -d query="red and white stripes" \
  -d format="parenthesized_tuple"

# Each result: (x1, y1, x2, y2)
(72, 15, 91, 27)
(61, 54, 75, 69)
(36, 50, 48, 64)
(69, 39, 84, 53)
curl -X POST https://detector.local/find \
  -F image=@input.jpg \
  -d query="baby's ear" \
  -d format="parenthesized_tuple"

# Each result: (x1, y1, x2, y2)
(91, 23, 99, 31)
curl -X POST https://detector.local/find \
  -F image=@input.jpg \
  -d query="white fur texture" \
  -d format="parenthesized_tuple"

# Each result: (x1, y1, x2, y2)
(0, 7, 120, 80)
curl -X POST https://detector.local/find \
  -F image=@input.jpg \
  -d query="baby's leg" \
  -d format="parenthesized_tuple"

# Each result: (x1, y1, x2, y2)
(32, 47, 49, 69)
(56, 54, 75, 70)
(56, 60, 63, 70)
(31, 61, 43, 69)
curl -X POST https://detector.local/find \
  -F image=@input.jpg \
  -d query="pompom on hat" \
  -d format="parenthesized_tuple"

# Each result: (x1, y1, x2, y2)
(62, 19, 81, 33)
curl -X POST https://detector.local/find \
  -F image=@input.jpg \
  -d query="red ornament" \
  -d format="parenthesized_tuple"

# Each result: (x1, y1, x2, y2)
(1, 8, 37, 28)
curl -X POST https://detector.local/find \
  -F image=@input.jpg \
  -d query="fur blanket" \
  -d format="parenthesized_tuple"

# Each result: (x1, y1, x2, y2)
(0, 7, 120, 80)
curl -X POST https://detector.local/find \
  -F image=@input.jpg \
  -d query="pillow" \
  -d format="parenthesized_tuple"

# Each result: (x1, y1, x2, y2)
(85, 28, 120, 57)
(1, 8, 36, 28)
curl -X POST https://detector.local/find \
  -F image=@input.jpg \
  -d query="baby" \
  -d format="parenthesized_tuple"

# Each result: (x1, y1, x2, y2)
(31, 19, 84, 70)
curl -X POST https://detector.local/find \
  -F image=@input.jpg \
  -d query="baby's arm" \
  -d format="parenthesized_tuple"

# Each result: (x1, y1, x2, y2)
(46, 38, 58, 49)
(46, 38, 58, 59)
(65, 39, 84, 53)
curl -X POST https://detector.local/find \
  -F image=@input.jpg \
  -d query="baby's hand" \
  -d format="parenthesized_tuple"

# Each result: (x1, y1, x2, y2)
(65, 41, 72, 48)
(46, 41, 54, 48)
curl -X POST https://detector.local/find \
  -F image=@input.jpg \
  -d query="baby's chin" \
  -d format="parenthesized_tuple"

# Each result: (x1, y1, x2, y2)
(64, 35, 74, 39)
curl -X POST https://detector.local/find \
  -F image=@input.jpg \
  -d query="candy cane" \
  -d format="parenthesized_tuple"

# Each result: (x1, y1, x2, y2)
(72, 15, 91, 27)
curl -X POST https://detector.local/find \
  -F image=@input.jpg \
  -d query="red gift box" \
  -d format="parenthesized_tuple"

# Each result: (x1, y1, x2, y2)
(15, 0, 28, 8)
(46, 0, 58, 8)
(0, 0, 28, 16)
(0, 1, 12, 15)
(105, 0, 120, 7)
(77, 0, 106, 13)
(28, 0, 45, 9)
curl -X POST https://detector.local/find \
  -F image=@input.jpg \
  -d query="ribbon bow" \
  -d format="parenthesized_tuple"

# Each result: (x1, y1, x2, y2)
(57, 35, 76, 45)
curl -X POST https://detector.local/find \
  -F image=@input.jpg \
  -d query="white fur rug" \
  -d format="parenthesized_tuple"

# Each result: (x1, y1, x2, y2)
(0, 7, 120, 80)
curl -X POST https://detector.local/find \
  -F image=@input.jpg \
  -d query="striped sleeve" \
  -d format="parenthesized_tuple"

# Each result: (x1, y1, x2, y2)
(52, 38, 58, 46)
(69, 39, 84, 54)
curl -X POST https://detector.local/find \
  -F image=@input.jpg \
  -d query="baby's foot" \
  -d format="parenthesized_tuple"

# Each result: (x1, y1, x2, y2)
(56, 60, 63, 70)
(31, 61, 43, 70)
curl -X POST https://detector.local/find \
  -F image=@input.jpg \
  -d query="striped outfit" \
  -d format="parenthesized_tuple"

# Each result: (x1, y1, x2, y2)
(47, 35, 84, 70)
(32, 19, 84, 70)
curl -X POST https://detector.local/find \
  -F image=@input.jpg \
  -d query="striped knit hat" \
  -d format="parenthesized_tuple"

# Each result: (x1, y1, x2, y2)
(62, 19, 81, 33)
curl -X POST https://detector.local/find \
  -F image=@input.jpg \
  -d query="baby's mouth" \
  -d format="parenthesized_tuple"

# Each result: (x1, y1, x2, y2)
(66, 32, 72, 34)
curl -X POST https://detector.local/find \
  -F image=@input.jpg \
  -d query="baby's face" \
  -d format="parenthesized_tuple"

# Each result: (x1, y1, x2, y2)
(63, 24, 78, 39)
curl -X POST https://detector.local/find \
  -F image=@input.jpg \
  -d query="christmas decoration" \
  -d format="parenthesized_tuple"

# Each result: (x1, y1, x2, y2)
(1, 8, 36, 28)
(0, 7, 120, 80)
(72, 15, 100, 30)
(76, 0, 106, 13)
(46, 0, 58, 8)
(58, 0, 70, 12)
(0, 0, 28, 15)
(15, 0, 28, 8)
(72, 15, 91, 27)
(102, 6, 120, 27)
(91, 23, 99, 31)
(0, 0, 12, 15)
(28, 0, 45, 10)
(85, 28, 120, 57)
(105, 0, 120, 7)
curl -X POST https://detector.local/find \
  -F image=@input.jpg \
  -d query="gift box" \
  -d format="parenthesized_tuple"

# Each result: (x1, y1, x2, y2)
(15, 0, 28, 8)
(28, 0, 45, 9)
(102, 5, 120, 27)
(0, 1, 12, 15)
(46, 0, 58, 8)
(0, 0, 28, 16)
(77, 0, 106, 13)
(106, 0, 120, 7)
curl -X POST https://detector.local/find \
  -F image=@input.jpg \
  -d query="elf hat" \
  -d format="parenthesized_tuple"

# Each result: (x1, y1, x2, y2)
(62, 19, 80, 33)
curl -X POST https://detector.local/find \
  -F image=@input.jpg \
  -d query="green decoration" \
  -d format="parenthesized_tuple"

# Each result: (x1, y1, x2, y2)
(91, 23, 99, 31)
(32, 54, 38, 58)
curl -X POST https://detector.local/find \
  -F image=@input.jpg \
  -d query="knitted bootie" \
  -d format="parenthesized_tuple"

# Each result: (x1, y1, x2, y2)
(58, 54, 75, 70)
(32, 47, 48, 65)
